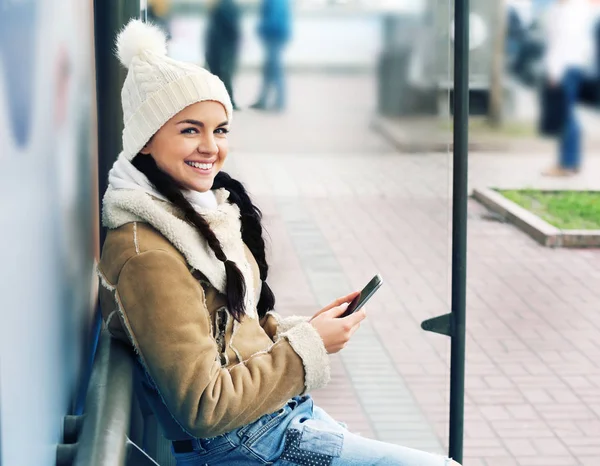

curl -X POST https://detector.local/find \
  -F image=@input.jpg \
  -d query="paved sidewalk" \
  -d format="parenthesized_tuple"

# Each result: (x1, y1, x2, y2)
(228, 72, 600, 465)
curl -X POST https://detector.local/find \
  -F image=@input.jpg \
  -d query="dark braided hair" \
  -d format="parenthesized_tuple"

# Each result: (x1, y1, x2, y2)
(212, 171, 276, 317)
(132, 153, 275, 320)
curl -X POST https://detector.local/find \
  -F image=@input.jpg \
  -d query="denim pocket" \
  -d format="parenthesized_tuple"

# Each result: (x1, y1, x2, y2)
(247, 409, 287, 443)
(278, 425, 343, 466)
(299, 425, 343, 457)
(238, 406, 286, 440)
(241, 408, 289, 463)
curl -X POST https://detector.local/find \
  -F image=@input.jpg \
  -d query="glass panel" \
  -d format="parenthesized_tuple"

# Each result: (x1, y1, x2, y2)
(464, 0, 600, 464)
(168, 0, 453, 456)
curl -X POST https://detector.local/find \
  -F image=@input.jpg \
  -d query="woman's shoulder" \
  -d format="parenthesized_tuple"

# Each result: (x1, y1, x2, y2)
(99, 221, 188, 284)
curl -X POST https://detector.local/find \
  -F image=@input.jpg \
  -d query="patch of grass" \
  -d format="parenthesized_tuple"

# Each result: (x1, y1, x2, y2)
(498, 190, 600, 230)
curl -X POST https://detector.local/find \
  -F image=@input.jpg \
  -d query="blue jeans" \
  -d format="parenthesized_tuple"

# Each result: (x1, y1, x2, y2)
(256, 40, 286, 110)
(559, 68, 583, 170)
(170, 395, 451, 465)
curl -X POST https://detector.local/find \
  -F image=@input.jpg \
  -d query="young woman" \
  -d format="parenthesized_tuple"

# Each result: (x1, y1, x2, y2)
(98, 19, 459, 466)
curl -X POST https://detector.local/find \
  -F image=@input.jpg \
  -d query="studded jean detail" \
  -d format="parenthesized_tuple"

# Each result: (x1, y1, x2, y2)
(279, 429, 338, 466)
(170, 395, 452, 465)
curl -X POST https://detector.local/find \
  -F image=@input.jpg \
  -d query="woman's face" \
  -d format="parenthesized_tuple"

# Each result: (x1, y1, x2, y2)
(141, 100, 230, 193)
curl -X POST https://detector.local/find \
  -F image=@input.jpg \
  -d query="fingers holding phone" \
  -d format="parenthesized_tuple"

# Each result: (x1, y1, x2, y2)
(310, 291, 360, 322)
(343, 307, 367, 339)
(310, 274, 382, 354)
(343, 307, 367, 328)
(310, 304, 367, 354)
(310, 307, 355, 354)
(339, 274, 383, 318)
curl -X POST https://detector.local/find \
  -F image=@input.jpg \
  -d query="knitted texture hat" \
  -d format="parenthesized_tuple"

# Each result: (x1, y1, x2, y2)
(116, 19, 233, 161)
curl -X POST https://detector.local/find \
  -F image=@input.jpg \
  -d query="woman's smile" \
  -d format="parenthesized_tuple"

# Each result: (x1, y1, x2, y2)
(185, 160, 216, 175)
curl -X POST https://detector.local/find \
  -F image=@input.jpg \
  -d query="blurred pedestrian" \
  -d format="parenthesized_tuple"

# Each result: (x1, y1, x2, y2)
(541, 0, 594, 176)
(250, 0, 291, 112)
(506, 6, 524, 69)
(206, 0, 242, 110)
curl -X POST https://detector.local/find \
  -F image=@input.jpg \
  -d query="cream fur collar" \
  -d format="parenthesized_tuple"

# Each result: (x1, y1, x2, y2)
(102, 187, 256, 318)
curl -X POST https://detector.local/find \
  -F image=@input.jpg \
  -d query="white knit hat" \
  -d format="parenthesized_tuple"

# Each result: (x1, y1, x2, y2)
(115, 19, 233, 161)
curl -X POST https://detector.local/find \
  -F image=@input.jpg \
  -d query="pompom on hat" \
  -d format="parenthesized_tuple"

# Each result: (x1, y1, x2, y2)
(115, 19, 233, 161)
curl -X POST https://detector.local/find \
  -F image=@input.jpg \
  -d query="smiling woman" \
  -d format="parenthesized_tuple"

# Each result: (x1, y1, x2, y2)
(139, 102, 231, 193)
(97, 19, 459, 466)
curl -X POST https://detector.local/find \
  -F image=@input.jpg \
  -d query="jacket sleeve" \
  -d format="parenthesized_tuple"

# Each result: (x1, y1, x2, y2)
(260, 312, 311, 342)
(114, 250, 330, 438)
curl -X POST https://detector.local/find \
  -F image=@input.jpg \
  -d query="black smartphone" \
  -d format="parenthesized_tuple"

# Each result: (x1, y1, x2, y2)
(339, 274, 383, 318)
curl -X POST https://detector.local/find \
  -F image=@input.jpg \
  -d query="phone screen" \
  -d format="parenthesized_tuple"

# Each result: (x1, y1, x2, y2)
(340, 274, 383, 318)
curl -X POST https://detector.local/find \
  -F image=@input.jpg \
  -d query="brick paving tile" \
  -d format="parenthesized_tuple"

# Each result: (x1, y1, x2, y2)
(462, 458, 488, 466)
(581, 458, 600, 466)
(502, 439, 538, 456)
(517, 458, 579, 466)
(483, 458, 519, 466)
(227, 72, 600, 465)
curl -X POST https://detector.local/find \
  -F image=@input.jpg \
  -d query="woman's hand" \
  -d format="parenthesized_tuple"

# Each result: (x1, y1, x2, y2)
(309, 292, 359, 322)
(309, 292, 367, 354)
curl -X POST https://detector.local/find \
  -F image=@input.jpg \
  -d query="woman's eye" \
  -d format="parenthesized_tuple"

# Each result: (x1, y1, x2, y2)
(215, 128, 230, 135)
(181, 127, 199, 135)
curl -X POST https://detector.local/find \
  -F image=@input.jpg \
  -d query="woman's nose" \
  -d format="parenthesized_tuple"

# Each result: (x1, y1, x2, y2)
(196, 134, 218, 155)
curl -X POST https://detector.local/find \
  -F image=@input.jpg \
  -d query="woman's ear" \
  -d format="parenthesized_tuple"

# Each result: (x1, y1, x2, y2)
(140, 134, 156, 155)
(140, 142, 152, 155)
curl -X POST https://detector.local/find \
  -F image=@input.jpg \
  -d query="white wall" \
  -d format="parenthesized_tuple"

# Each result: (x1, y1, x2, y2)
(0, 0, 97, 465)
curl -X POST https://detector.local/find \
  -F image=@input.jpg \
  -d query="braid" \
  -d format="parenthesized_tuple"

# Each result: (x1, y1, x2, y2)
(132, 154, 247, 321)
(213, 172, 275, 317)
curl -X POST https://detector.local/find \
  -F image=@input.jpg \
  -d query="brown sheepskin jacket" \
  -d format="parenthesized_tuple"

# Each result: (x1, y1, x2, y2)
(97, 187, 330, 440)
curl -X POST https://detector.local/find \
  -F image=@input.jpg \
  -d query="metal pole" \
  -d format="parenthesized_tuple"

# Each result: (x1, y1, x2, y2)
(93, 0, 139, 248)
(73, 332, 135, 466)
(74, 306, 104, 415)
(450, 0, 469, 462)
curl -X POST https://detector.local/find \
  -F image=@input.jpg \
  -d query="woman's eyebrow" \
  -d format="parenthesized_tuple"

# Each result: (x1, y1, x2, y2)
(176, 119, 204, 127)
(176, 119, 229, 127)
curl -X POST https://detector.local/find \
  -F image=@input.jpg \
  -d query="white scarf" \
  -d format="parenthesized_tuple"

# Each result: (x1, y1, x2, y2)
(103, 153, 257, 318)
(108, 152, 219, 211)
